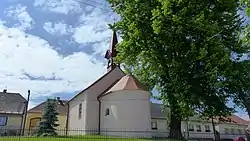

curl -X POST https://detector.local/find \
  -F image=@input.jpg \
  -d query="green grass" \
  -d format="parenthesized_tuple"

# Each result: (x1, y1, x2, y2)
(0, 135, 183, 141)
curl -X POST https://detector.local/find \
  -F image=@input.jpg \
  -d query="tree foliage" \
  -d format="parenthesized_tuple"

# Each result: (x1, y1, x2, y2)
(225, 60, 250, 118)
(35, 98, 59, 136)
(107, 0, 243, 139)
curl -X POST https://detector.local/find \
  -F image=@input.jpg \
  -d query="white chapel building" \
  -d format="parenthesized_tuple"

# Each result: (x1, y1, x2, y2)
(66, 31, 152, 137)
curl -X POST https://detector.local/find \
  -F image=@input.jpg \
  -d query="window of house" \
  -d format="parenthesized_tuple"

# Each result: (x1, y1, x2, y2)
(29, 117, 41, 129)
(78, 103, 82, 119)
(231, 128, 235, 135)
(188, 124, 194, 131)
(205, 125, 211, 132)
(105, 108, 110, 116)
(225, 128, 229, 134)
(196, 125, 201, 132)
(0, 116, 7, 126)
(151, 122, 157, 130)
(238, 129, 242, 134)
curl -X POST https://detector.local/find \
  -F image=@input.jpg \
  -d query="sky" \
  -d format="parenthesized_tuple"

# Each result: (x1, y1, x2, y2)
(0, 0, 248, 120)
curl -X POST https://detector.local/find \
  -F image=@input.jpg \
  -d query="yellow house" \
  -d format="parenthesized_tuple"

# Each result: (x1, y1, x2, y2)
(0, 89, 27, 136)
(24, 100, 68, 135)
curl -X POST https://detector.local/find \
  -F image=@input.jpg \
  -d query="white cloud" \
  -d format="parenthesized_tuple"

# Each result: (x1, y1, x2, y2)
(43, 21, 73, 36)
(72, 7, 117, 55)
(5, 4, 34, 31)
(34, 0, 82, 15)
(0, 25, 107, 106)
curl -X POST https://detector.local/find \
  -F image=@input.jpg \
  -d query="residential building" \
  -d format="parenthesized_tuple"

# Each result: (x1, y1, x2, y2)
(24, 99, 68, 135)
(0, 89, 27, 136)
(215, 115, 248, 139)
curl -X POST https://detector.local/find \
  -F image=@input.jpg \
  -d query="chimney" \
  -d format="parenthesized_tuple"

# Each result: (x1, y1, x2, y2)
(3, 89, 7, 93)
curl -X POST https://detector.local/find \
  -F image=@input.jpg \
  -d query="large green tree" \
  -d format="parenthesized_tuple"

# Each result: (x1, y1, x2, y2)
(226, 60, 250, 118)
(107, 0, 242, 139)
(224, 0, 250, 119)
(36, 98, 59, 136)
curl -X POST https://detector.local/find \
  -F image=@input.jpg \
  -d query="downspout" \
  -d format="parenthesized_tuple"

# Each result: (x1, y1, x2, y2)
(97, 95, 102, 135)
(65, 102, 70, 136)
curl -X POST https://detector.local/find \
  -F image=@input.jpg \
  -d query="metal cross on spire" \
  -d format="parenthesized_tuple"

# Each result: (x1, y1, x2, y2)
(104, 28, 119, 71)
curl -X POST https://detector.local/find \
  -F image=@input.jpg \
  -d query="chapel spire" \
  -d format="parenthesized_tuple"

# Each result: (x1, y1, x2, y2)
(104, 30, 119, 72)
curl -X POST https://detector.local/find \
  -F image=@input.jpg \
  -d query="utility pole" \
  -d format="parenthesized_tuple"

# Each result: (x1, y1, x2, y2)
(22, 90, 30, 136)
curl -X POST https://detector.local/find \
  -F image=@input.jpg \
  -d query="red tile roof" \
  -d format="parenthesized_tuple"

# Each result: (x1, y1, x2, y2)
(105, 74, 148, 94)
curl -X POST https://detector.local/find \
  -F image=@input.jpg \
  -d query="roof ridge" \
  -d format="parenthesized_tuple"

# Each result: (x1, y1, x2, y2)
(68, 66, 125, 103)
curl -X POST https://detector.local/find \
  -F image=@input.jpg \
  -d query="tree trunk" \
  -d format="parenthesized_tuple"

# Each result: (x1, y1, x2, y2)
(212, 117, 220, 141)
(169, 111, 185, 140)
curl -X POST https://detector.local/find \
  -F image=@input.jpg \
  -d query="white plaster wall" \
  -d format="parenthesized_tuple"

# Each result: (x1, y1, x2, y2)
(185, 121, 214, 139)
(151, 118, 169, 137)
(84, 67, 125, 132)
(150, 118, 215, 139)
(100, 90, 151, 138)
(216, 124, 247, 139)
(67, 93, 87, 135)
(67, 67, 125, 135)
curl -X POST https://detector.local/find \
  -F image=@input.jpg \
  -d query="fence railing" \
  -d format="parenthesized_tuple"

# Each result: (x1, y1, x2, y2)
(0, 128, 247, 141)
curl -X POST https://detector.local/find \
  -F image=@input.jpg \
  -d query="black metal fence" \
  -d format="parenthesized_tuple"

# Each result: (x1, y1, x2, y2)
(0, 128, 246, 141)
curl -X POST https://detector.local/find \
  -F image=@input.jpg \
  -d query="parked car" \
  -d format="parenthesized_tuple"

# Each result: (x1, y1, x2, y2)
(234, 136, 246, 141)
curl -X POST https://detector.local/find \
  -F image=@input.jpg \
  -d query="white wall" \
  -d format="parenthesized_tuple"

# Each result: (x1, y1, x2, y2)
(84, 67, 125, 132)
(67, 67, 125, 135)
(67, 93, 87, 135)
(185, 121, 215, 139)
(100, 90, 151, 138)
(150, 118, 215, 139)
(216, 124, 247, 139)
(151, 118, 169, 137)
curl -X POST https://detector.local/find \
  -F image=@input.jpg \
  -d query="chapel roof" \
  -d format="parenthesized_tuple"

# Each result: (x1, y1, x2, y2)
(105, 74, 148, 94)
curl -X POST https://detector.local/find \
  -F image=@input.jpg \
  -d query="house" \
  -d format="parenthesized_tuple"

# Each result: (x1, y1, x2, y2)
(24, 99, 68, 135)
(0, 89, 27, 136)
(214, 115, 249, 139)
(151, 104, 215, 139)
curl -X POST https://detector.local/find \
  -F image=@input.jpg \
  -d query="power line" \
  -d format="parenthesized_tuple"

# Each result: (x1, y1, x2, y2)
(72, 0, 118, 24)
(73, 0, 110, 11)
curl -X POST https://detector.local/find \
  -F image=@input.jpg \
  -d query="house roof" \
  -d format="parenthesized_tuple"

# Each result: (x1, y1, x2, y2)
(213, 115, 250, 125)
(28, 100, 68, 114)
(68, 66, 125, 103)
(0, 91, 27, 114)
(150, 103, 249, 125)
(105, 74, 148, 94)
(151, 103, 168, 118)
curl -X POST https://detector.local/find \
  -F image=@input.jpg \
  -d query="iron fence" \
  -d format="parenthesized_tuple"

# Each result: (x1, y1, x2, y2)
(0, 128, 246, 141)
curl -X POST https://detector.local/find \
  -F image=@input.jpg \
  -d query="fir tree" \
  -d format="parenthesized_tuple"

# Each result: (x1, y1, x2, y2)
(36, 98, 59, 136)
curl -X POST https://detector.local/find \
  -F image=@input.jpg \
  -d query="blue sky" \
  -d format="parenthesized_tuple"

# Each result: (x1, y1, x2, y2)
(0, 0, 117, 106)
(0, 0, 248, 120)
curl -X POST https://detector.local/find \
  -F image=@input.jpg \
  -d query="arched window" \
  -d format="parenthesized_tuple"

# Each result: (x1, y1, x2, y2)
(105, 108, 110, 116)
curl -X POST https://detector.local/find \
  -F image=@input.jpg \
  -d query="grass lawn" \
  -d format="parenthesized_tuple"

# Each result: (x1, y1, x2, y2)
(0, 135, 183, 141)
